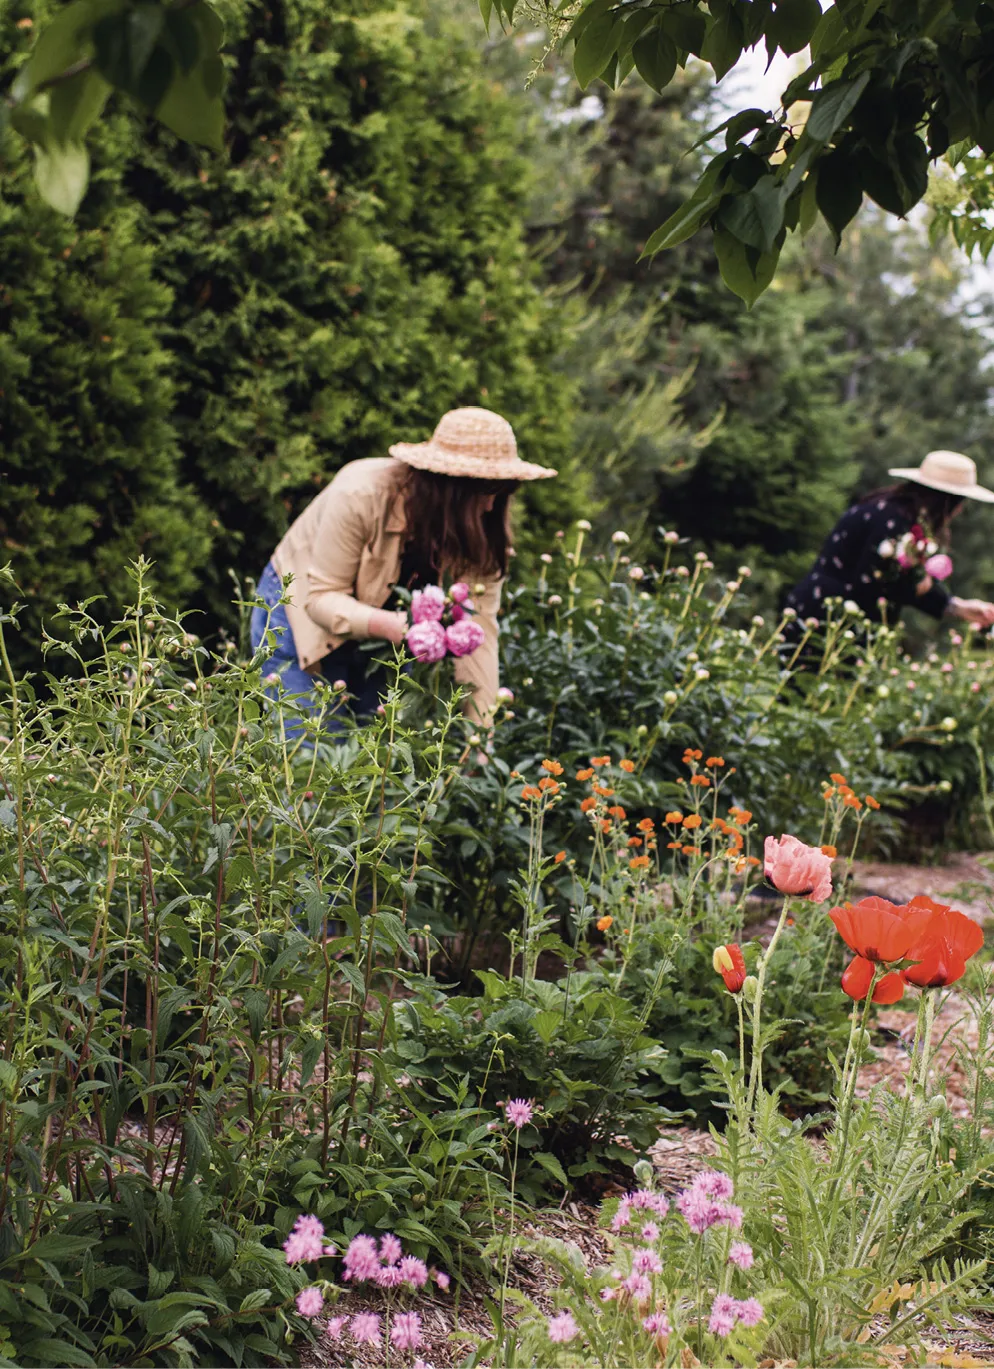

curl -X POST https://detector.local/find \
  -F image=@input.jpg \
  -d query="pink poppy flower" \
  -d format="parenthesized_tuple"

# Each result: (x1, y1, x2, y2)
(763, 833, 833, 902)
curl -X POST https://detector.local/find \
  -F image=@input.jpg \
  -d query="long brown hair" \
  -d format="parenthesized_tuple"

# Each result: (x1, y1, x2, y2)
(399, 466, 519, 579)
(859, 481, 964, 542)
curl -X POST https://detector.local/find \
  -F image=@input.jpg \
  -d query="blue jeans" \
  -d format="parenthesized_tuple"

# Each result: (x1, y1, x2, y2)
(250, 562, 388, 739)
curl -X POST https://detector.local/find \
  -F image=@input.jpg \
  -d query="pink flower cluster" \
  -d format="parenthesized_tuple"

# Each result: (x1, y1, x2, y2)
(406, 582, 485, 662)
(610, 1187, 670, 1233)
(342, 1233, 430, 1290)
(708, 1292, 764, 1336)
(675, 1170, 743, 1235)
(283, 1213, 336, 1264)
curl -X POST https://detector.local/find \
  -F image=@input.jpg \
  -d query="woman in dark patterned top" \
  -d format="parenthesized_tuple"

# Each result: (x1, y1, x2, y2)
(786, 450, 994, 632)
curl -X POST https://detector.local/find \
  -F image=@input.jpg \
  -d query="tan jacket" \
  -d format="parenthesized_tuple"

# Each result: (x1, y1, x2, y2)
(271, 457, 502, 722)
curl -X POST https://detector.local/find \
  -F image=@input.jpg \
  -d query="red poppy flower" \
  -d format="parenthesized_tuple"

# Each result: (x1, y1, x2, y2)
(841, 955, 905, 1004)
(712, 943, 746, 993)
(828, 896, 924, 963)
(902, 895, 984, 988)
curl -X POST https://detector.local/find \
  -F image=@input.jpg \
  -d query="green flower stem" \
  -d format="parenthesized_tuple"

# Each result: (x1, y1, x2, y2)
(745, 893, 791, 1120)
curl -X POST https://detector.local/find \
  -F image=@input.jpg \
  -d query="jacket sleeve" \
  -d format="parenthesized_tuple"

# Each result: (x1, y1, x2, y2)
(453, 578, 502, 724)
(303, 484, 375, 639)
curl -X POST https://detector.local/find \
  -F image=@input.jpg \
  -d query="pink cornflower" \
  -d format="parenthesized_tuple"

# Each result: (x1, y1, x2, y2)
(399, 1255, 429, 1289)
(350, 1311, 382, 1345)
(736, 1297, 764, 1328)
(632, 1248, 663, 1275)
(434, 1270, 450, 1291)
(643, 1311, 671, 1337)
(343, 1234, 380, 1282)
(714, 1201, 743, 1230)
(693, 1170, 734, 1200)
(675, 1185, 715, 1234)
(326, 1316, 346, 1341)
(629, 1188, 669, 1217)
(390, 1312, 423, 1351)
(547, 1311, 579, 1344)
(640, 1222, 660, 1242)
(295, 1286, 324, 1318)
(728, 1240, 754, 1270)
(610, 1200, 632, 1232)
(505, 1098, 533, 1129)
(599, 1287, 616, 1302)
(379, 1233, 402, 1265)
(621, 1273, 652, 1303)
(708, 1293, 737, 1337)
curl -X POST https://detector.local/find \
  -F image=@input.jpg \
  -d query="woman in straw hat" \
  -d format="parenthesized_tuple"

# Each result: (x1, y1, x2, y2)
(784, 451, 994, 635)
(250, 407, 556, 734)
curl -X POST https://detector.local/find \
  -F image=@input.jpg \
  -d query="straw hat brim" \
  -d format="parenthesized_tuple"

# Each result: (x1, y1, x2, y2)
(389, 442, 557, 482)
(888, 467, 994, 504)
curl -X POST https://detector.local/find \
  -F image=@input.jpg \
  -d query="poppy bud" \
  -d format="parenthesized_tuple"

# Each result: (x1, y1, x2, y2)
(712, 943, 747, 993)
(927, 1094, 948, 1118)
(741, 975, 759, 1003)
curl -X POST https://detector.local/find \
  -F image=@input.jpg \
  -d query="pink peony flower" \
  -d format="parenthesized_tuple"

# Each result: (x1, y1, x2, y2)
(763, 833, 833, 902)
(350, 1311, 382, 1345)
(449, 582, 471, 604)
(505, 1098, 533, 1128)
(496, 686, 514, 702)
(379, 1233, 402, 1266)
(728, 1240, 754, 1270)
(406, 620, 447, 663)
(547, 1311, 579, 1344)
(643, 1311, 671, 1337)
(925, 553, 953, 581)
(445, 619, 485, 657)
(343, 1234, 380, 1283)
(326, 1316, 347, 1341)
(633, 1247, 663, 1275)
(295, 1286, 324, 1318)
(434, 1270, 450, 1291)
(399, 1255, 429, 1289)
(390, 1312, 423, 1351)
(411, 586, 447, 623)
(708, 1293, 738, 1337)
(736, 1297, 764, 1328)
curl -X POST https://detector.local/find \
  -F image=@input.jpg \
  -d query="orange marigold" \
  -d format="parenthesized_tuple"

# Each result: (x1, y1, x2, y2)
(638, 817, 656, 832)
(682, 747, 703, 762)
(542, 759, 564, 776)
(553, 851, 567, 864)
(521, 786, 541, 800)
(591, 755, 611, 767)
(666, 841, 682, 850)
(823, 787, 836, 800)
(732, 809, 753, 826)
(538, 776, 560, 792)
(829, 772, 848, 785)
(580, 797, 597, 813)
(843, 794, 863, 810)
(629, 855, 650, 870)
(682, 814, 703, 830)
(608, 805, 627, 820)
(821, 844, 838, 859)
(592, 783, 615, 797)
(664, 811, 684, 825)
(601, 819, 612, 833)
(576, 768, 594, 782)
(596, 915, 613, 932)
(837, 785, 855, 798)
(682, 845, 700, 857)
(620, 758, 636, 773)
(628, 836, 643, 848)
(866, 795, 880, 810)
(706, 756, 725, 768)
(690, 775, 712, 788)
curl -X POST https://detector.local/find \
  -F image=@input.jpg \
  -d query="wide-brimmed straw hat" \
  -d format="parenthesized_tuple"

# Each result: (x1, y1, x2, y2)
(888, 450, 994, 504)
(389, 407, 557, 482)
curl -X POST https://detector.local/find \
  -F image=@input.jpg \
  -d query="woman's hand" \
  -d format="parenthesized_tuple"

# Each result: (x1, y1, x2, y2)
(949, 596, 994, 627)
(367, 608, 409, 645)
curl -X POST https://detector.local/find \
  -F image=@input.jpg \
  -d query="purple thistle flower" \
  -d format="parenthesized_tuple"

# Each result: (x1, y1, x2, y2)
(283, 1213, 325, 1263)
(714, 1201, 743, 1230)
(675, 1185, 715, 1234)
(390, 1312, 423, 1351)
(547, 1311, 579, 1344)
(610, 1200, 632, 1232)
(728, 1240, 754, 1270)
(505, 1098, 534, 1129)
(350, 1311, 382, 1345)
(375, 1264, 404, 1288)
(708, 1293, 737, 1337)
(295, 1286, 324, 1319)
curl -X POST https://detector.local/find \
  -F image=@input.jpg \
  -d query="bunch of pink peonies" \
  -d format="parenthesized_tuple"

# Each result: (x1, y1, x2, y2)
(405, 582, 485, 664)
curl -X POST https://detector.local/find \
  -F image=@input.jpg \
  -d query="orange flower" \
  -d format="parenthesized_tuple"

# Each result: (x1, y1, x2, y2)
(821, 844, 838, 859)
(706, 756, 725, 768)
(713, 943, 746, 993)
(837, 785, 855, 798)
(553, 851, 567, 864)
(538, 776, 560, 793)
(731, 808, 752, 826)
(666, 840, 682, 850)
(596, 915, 613, 932)
(745, 855, 761, 867)
(608, 805, 627, 820)
(682, 845, 700, 857)
(576, 768, 594, 782)
(727, 832, 744, 853)
(842, 955, 905, 1004)
(682, 747, 703, 762)
(830, 772, 848, 785)
(593, 783, 615, 797)
(664, 811, 683, 825)
(829, 896, 925, 963)
(638, 817, 656, 832)
(843, 794, 862, 810)
(510, 770, 521, 779)
(620, 758, 636, 773)
(521, 785, 541, 800)
(542, 759, 564, 776)
(600, 819, 612, 833)
(591, 755, 611, 767)
(865, 795, 880, 810)
(682, 814, 702, 830)
(629, 855, 650, 870)
(823, 787, 836, 800)
(628, 836, 643, 848)
(622, 927, 631, 936)
(902, 895, 984, 988)
(580, 797, 597, 813)
(690, 775, 712, 788)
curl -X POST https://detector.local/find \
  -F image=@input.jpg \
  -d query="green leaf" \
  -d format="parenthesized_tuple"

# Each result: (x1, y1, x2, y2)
(701, 9, 744, 81)
(12, 0, 101, 102)
(34, 140, 89, 216)
(632, 28, 677, 94)
(815, 148, 862, 243)
(16, 1340, 95, 1367)
(642, 187, 719, 256)
(13, 1233, 98, 1264)
(714, 224, 782, 306)
(724, 107, 769, 149)
(162, 7, 202, 74)
(573, 13, 622, 90)
(135, 46, 175, 111)
(798, 167, 819, 234)
(49, 67, 111, 143)
(92, 3, 164, 94)
(533, 1151, 569, 1188)
(767, 0, 822, 56)
(663, 2, 707, 56)
(717, 175, 786, 253)
(805, 72, 871, 144)
(532, 1010, 561, 1045)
